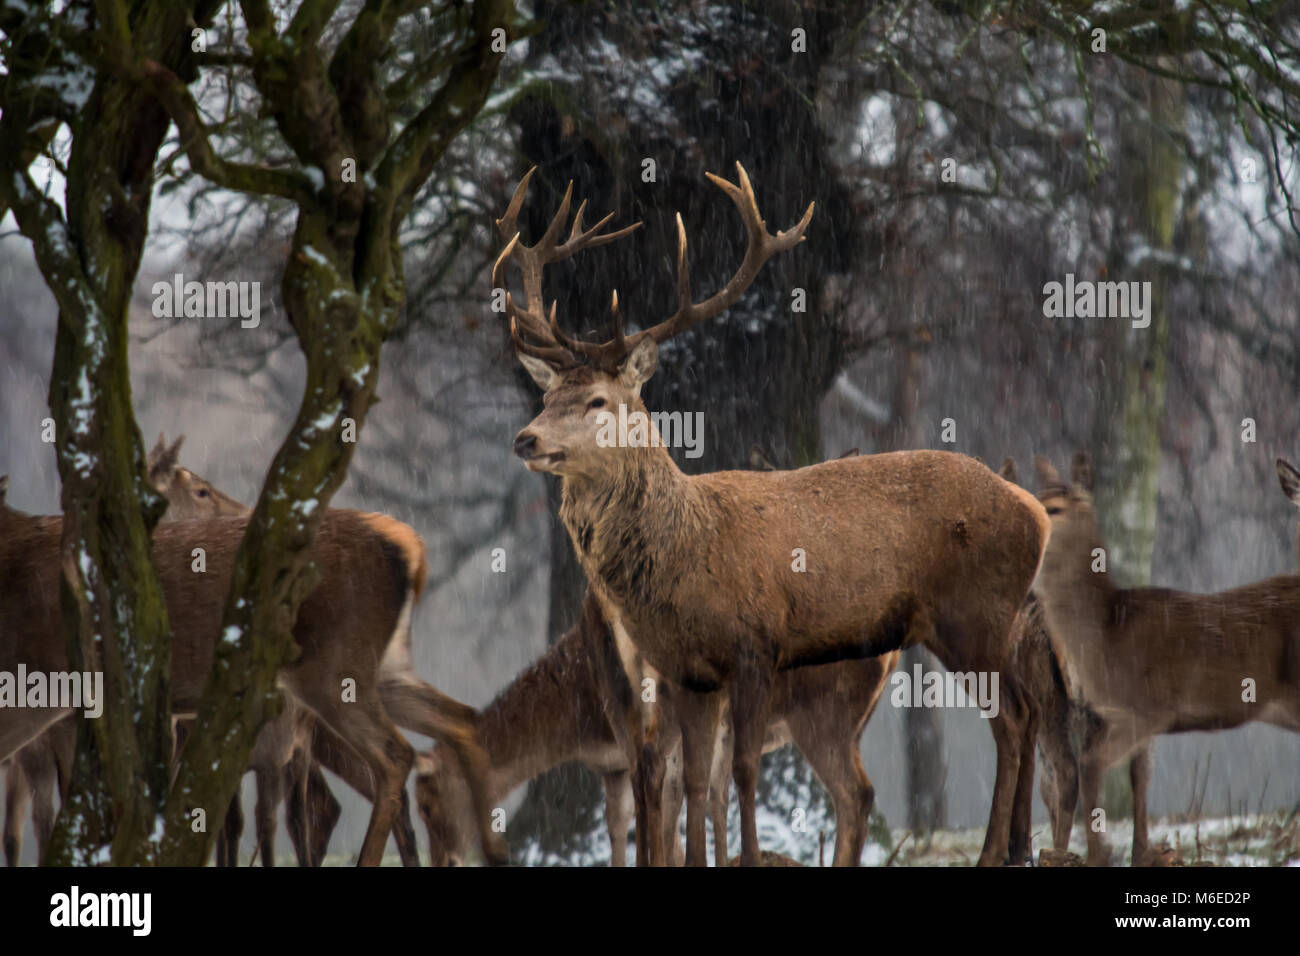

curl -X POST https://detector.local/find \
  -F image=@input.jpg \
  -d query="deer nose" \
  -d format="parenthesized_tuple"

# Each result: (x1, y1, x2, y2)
(513, 432, 538, 459)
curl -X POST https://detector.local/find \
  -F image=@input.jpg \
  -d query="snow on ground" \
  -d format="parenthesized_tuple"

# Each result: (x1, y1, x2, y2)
(315, 810, 1300, 866)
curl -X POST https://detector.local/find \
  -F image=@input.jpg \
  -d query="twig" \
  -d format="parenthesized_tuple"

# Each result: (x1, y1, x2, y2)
(884, 830, 913, 867)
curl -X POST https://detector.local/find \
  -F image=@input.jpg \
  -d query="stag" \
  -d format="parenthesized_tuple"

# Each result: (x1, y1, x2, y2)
(493, 164, 1050, 865)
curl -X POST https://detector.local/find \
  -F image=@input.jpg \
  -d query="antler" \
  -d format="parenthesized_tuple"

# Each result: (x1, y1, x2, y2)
(493, 162, 814, 374)
(492, 168, 641, 368)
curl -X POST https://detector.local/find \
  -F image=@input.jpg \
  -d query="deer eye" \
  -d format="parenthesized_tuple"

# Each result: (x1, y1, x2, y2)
(198, 488, 210, 498)
(1045, 505, 1062, 516)
(587, 397, 607, 411)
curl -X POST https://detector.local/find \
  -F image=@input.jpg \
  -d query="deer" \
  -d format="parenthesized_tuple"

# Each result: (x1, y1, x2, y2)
(0, 475, 505, 866)
(415, 591, 897, 865)
(493, 163, 1051, 865)
(144, 434, 349, 867)
(3, 437, 353, 867)
(1031, 453, 1300, 865)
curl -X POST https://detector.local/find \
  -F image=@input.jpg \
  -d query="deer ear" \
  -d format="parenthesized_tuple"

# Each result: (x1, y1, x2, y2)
(998, 457, 1018, 484)
(148, 432, 167, 467)
(1071, 452, 1093, 491)
(517, 353, 560, 392)
(617, 337, 658, 394)
(1033, 455, 1060, 489)
(148, 433, 181, 483)
(1277, 458, 1300, 505)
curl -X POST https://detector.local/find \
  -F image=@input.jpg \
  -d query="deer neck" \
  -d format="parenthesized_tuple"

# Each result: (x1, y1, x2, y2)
(560, 445, 700, 617)
(475, 634, 605, 798)
(1035, 523, 1117, 700)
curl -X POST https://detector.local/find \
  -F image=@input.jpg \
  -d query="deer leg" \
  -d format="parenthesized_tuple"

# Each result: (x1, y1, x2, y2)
(976, 692, 1025, 867)
(3, 759, 28, 866)
(253, 764, 283, 866)
(602, 771, 633, 867)
(615, 707, 653, 867)
(392, 788, 421, 867)
(19, 741, 58, 865)
(662, 742, 686, 866)
(216, 787, 245, 867)
(632, 735, 669, 866)
(1038, 715, 1079, 853)
(378, 674, 496, 865)
(1128, 745, 1152, 865)
(676, 690, 721, 867)
(284, 755, 310, 867)
(308, 718, 418, 865)
(307, 763, 341, 866)
(1007, 705, 1041, 865)
(709, 724, 733, 867)
(730, 660, 775, 867)
(1078, 745, 1112, 866)
(309, 695, 412, 867)
(787, 717, 873, 867)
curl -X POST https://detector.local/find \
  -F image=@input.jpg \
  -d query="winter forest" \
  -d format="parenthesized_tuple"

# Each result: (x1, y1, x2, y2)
(1, 0, 1299, 876)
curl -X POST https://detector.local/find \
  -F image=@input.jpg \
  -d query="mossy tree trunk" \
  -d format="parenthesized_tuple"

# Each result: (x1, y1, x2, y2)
(1090, 66, 1185, 827)
(149, 0, 511, 865)
(0, 0, 224, 866)
(2, 0, 511, 865)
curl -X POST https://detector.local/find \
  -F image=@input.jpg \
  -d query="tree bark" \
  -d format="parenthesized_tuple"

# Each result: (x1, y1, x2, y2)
(1090, 64, 1185, 830)
(0, 0, 220, 865)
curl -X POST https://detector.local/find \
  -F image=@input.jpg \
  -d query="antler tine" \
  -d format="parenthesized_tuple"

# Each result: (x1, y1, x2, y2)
(610, 289, 626, 355)
(495, 233, 562, 347)
(494, 168, 644, 373)
(673, 212, 692, 319)
(509, 312, 577, 368)
(636, 161, 815, 346)
(491, 232, 520, 295)
(523, 164, 814, 373)
(555, 207, 643, 262)
(495, 166, 537, 241)
(537, 180, 575, 252)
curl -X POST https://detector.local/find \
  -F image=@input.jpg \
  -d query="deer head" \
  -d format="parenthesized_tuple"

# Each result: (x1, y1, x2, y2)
(496, 164, 813, 480)
(1031, 451, 1114, 617)
(414, 749, 476, 866)
(146, 433, 249, 519)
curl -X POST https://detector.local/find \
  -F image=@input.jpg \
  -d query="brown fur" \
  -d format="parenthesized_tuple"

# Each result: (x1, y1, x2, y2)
(500, 169, 1047, 865)
(1033, 455, 1300, 864)
(415, 592, 897, 865)
(517, 369, 1049, 866)
(0, 496, 500, 867)
(2, 444, 366, 868)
